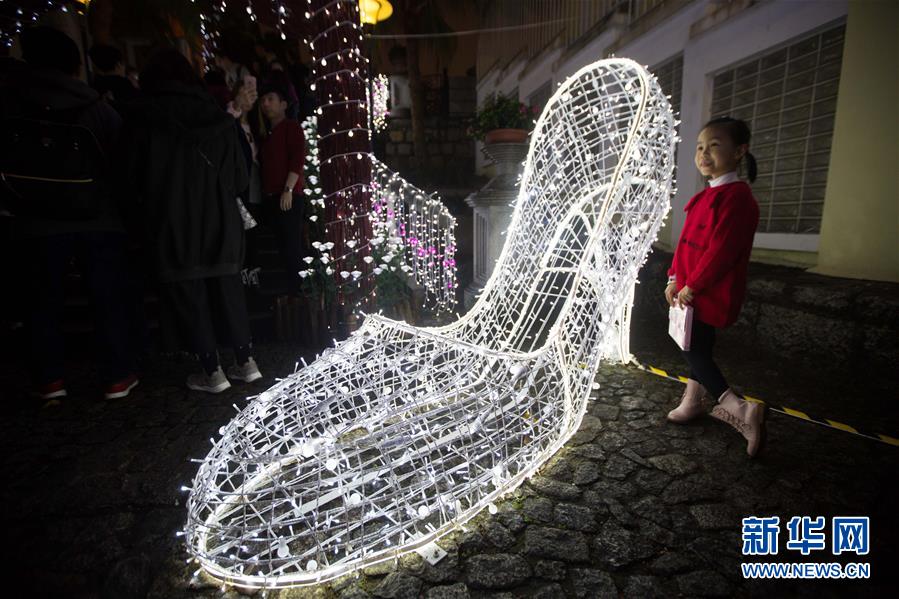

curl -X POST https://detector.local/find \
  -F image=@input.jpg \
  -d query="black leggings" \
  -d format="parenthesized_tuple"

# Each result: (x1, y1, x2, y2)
(681, 318, 729, 400)
(264, 195, 305, 295)
(25, 231, 135, 384)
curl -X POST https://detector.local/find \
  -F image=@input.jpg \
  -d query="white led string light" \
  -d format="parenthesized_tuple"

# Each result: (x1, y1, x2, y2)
(184, 58, 677, 589)
(198, 10, 213, 65)
(303, 0, 375, 308)
(299, 114, 457, 313)
(371, 73, 390, 132)
(271, 0, 288, 40)
(0, 1, 73, 48)
(196, 1, 226, 67)
(369, 157, 457, 312)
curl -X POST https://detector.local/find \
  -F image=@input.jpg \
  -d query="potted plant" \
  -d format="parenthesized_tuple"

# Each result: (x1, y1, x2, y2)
(469, 93, 539, 144)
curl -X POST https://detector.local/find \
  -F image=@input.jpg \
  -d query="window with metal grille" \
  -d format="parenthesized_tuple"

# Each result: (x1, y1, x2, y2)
(652, 53, 683, 179)
(710, 23, 845, 234)
(653, 53, 683, 118)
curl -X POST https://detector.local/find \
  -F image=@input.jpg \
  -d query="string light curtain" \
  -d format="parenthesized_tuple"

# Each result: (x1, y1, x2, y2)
(197, 1, 225, 67)
(306, 0, 373, 309)
(370, 157, 457, 312)
(298, 115, 457, 313)
(371, 73, 389, 132)
(184, 58, 677, 589)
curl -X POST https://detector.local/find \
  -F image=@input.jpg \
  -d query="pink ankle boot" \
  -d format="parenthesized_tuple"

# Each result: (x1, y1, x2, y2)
(667, 379, 707, 424)
(711, 389, 768, 457)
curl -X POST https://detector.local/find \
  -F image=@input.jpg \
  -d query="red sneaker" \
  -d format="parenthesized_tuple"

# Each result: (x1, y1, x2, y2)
(104, 374, 139, 400)
(32, 380, 67, 400)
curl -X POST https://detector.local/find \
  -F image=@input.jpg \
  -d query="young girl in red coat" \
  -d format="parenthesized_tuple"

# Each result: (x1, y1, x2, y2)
(664, 116, 766, 457)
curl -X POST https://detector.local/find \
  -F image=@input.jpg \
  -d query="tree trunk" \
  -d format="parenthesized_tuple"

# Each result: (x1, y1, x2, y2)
(309, 0, 374, 319)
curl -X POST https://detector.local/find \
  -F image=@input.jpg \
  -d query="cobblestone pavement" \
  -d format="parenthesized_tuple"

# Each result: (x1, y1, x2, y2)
(1, 337, 896, 599)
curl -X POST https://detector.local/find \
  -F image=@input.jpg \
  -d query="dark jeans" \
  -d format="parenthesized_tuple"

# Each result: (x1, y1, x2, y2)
(264, 194, 305, 295)
(25, 231, 135, 385)
(160, 274, 252, 372)
(681, 317, 729, 400)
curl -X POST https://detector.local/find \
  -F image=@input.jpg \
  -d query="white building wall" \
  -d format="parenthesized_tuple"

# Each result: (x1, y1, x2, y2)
(517, 47, 563, 110)
(479, 0, 849, 251)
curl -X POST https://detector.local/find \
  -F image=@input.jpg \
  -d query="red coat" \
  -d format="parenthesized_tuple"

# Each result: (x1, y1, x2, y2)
(259, 119, 305, 195)
(667, 181, 759, 328)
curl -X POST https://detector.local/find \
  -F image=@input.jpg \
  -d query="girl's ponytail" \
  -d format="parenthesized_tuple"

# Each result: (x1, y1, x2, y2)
(702, 116, 757, 183)
(745, 151, 758, 183)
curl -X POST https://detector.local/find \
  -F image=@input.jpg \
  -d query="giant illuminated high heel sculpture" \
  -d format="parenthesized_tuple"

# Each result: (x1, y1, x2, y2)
(185, 58, 677, 589)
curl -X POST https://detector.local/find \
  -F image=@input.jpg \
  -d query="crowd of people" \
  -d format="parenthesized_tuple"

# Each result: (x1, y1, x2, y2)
(0, 26, 316, 400)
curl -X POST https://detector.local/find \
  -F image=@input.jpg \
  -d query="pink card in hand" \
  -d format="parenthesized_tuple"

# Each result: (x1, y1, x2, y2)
(668, 304, 693, 351)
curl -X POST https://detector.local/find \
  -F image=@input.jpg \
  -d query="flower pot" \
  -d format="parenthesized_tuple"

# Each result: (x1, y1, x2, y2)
(484, 128, 529, 145)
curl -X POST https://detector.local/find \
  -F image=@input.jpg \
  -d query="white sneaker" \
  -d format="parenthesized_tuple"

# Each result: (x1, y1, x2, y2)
(186, 366, 231, 393)
(227, 357, 262, 383)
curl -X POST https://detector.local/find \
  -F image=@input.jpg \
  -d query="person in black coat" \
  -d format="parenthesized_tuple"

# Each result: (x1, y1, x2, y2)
(1, 26, 138, 401)
(87, 43, 139, 113)
(120, 48, 262, 393)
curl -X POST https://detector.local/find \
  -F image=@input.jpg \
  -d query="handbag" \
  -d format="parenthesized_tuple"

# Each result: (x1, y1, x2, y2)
(668, 303, 693, 351)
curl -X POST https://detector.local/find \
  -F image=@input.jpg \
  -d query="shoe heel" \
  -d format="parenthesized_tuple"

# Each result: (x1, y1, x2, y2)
(748, 403, 769, 458)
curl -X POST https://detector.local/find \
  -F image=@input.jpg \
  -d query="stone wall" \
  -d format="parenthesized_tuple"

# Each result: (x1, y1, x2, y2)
(635, 248, 899, 376)
(377, 115, 475, 186)
(375, 75, 477, 187)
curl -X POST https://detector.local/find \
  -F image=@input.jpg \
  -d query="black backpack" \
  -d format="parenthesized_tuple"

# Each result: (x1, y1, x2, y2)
(0, 102, 109, 220)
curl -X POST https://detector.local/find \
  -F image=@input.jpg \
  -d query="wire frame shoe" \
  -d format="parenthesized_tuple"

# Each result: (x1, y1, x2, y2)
(184, 57, 677, 589)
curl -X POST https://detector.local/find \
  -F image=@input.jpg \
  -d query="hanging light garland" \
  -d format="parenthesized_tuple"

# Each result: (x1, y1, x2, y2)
(0, 0, 85, 49)
(193, 0, 226, 67)
(298, 114, 457, 314)
(184, 57, 678, 589)
(197, 7, 213, 65)
(271, 0, 287, 39)
(369, 158, 457, 312)
(193, 0, 297, 69)
(1, 1, 298, 51)
(371, 73, 390, 132)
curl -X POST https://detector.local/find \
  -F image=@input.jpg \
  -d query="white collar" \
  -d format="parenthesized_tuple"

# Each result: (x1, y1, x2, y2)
(708, 171, 740, 187)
